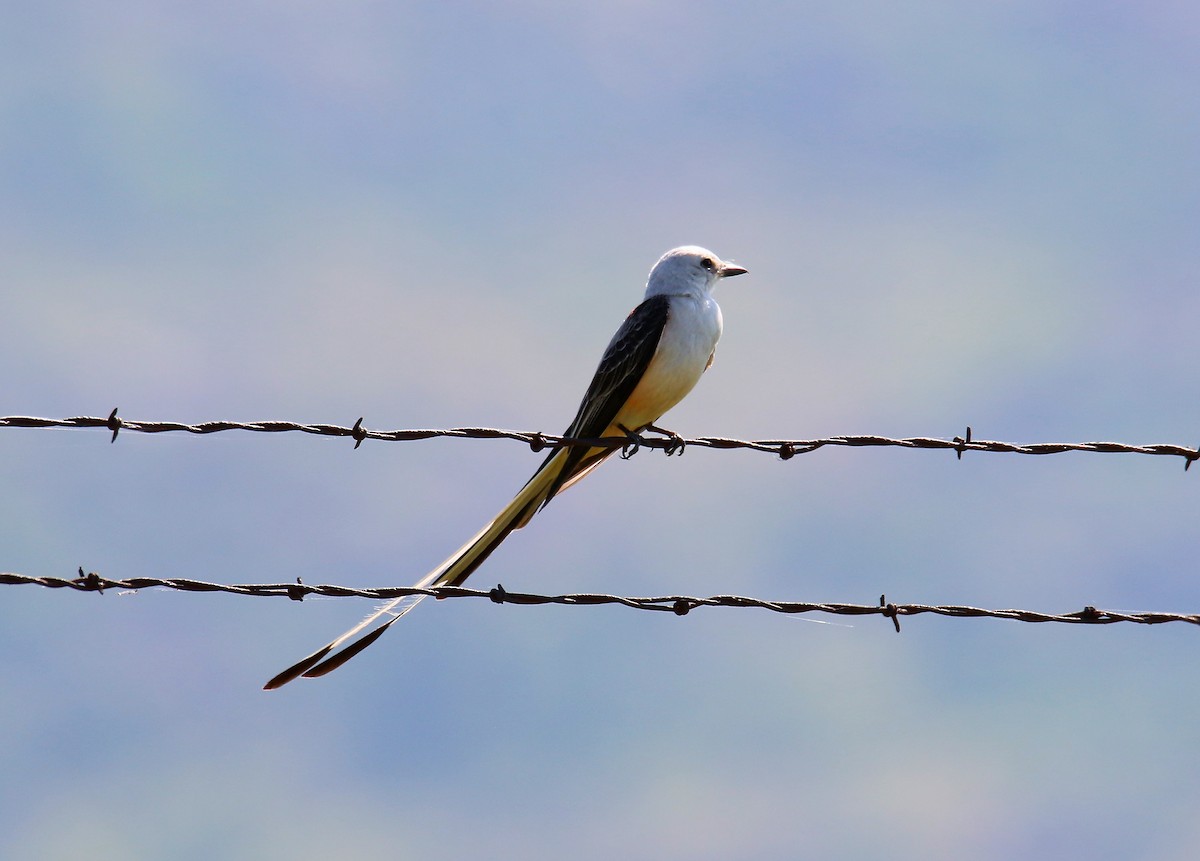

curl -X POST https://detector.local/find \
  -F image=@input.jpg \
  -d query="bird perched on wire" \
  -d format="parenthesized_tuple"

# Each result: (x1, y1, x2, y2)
(265, 245, 747, 689)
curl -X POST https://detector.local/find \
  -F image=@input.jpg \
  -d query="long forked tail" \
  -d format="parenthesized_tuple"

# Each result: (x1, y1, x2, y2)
(263, 447, 575, 690)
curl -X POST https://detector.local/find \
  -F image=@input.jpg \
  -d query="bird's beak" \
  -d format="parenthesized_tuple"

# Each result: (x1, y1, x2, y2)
(719, 262, 748, 278)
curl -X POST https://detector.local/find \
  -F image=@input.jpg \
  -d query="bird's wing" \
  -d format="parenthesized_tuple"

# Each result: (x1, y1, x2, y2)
(539, 292, 671, 505)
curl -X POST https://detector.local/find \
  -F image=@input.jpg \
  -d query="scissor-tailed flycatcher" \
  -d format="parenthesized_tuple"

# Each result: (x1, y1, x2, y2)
(265, 246, 746, 689)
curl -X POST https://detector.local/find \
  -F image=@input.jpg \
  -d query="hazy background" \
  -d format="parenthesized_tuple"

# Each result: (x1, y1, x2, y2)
(3, 3, 1198, 859)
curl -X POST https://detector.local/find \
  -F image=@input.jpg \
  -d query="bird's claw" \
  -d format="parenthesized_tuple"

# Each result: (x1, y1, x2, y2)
(618, 425, 643, 460)
(618, 424, 686, 459)
(647, 424, 686, 456)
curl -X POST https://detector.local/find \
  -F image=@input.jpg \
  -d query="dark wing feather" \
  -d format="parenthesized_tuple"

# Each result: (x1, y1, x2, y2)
(536, 293, 671, 506)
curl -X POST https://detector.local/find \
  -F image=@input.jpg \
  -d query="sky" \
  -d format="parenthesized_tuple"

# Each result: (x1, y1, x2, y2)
(3, 3, 1199, 859)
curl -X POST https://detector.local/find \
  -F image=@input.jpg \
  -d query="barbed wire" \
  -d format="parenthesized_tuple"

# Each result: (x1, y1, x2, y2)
(5, 415, 1196, 632)
(2, 411, 1198, 468)
(3, 569, 1197, 631)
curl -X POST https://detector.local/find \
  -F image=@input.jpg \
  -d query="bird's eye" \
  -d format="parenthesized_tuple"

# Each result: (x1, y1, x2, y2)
(701, 257, 715, 270)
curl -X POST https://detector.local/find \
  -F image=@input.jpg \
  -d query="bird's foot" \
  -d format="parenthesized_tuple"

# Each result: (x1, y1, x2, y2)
(617, 424, 644, 460)
(645, 423, 686, 456)
(618, 424, 686, 458)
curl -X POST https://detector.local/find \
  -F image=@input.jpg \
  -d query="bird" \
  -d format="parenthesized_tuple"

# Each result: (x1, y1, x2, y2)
(264, 245, 746, 689)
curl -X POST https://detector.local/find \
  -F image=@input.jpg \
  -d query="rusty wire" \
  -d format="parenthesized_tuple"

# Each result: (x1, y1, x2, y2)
(3, 569, 1197, 631)
(2, 411, 1199, 467)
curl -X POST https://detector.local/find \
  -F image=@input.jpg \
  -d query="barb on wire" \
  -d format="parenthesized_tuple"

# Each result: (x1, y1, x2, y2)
(3, 570, 1197, 630)
(2, 413, 1198, 469)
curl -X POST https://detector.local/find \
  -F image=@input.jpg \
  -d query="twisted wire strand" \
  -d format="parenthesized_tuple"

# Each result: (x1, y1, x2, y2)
(5, 414, 1196, 632)
(2, 411, 1198, 467)
(4, 570, 1197, 631)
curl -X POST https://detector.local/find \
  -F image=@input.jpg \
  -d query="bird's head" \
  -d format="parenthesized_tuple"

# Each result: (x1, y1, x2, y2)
(645, 245, 747, 297)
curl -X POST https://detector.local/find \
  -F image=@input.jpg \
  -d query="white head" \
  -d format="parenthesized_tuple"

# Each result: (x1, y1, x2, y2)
(644, 245, 748, 298)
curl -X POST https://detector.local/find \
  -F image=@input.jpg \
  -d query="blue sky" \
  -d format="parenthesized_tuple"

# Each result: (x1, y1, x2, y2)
(3, 3, 1199, 859)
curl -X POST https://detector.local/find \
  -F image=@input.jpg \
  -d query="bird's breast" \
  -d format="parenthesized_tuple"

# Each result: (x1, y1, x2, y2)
(615, 294, 723, 429)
